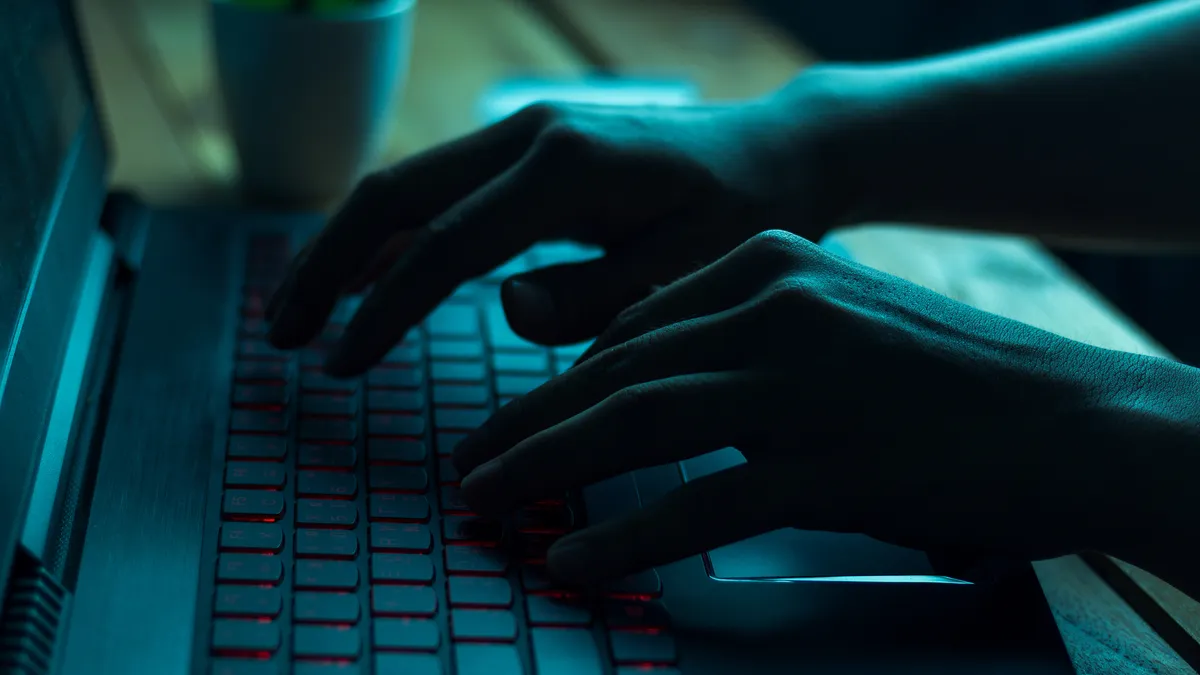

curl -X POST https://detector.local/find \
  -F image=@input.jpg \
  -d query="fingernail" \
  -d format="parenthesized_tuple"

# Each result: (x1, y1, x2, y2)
(506, 280, 555, 323)
(460, 458, 504, 512)
(547, 537, 593, 583)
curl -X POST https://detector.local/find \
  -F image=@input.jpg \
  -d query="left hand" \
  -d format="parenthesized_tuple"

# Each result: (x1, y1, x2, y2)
(453, 230, 1128, 584)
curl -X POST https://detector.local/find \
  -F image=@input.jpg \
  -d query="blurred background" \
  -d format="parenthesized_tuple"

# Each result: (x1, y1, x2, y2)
(79, 0, 1197, 364)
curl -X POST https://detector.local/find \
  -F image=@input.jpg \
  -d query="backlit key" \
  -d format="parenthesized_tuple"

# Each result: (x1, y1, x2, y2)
(294, 560, 359, 590)
(433, 407, 490, 431)
(292, 625, 361, 659)
(526, 596, 591, 626)
(373, 653, 442, 675)
(448, 576, 512, 608)
(609, 631, 678, 664)
(450, 609, 518, 642)
(368, 466, 428, 492)
(296, 499, 359, 527)
(367, 368, 423, 389)
(372, 585, 438, 616)
(495, 375, 548, 398)
(301, 372, 358, 393)
(301, 394, 357, 417)
(222, 490, 285, 520)
(220, 523, 283, 552)
(211, 619, 280, 654)
(224, 462, 286, 488)
(295, 529, 359, 558)
(455, 644, 522, 675)
(227, 435, 287, 460)
(373, 618, 441, 651)
(298, 419, 357, 442)
(233, 384, 287, 407)
(217, 554, 284, 584)
(368, 439, 427, 464)
(443, 516, 502, 543)
(368, 414, 426, 437)
(367, 389, 423, 412)
(214, 586, 282, 618)
(369, 494, 430, 522)
(370, 554, 435, 584)
(294, 592, 361, 623)
(370, 523, 432, 552)
(297, 471, 358, 498)
(430, 361, 485, 382)
(297, 444, 357, 469)
(444, 546, 507, 575)
(532, 628, 603, 675)
(230, 410, 287, 434)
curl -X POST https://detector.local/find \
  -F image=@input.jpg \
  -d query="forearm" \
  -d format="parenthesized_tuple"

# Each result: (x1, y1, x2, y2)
(793, 0, 1200, 249)
(1085, 351, 1200, 601)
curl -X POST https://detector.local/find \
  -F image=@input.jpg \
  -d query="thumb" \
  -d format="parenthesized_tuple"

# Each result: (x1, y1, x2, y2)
(501, 254, 657, 346)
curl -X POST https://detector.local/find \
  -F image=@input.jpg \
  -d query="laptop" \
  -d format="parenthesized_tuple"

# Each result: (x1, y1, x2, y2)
(0, 0, 1076, 673)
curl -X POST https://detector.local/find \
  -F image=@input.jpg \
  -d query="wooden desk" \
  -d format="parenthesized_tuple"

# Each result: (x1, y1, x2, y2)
(76, 0, 1199, 672)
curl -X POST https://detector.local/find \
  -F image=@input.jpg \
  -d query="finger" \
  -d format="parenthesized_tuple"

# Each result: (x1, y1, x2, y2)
(267, 108, 542, 348)
(325, 150, 574, 376)
(501, 226, 701, 345)
(576, 232, 788, 363)
(344, 230, 419, 293)
(454, 307, 755, 475)
(460, 371, 772, 514)
(546, 461, 794, 584)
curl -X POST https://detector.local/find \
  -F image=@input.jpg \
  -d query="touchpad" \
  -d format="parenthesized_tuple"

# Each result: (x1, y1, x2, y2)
(682, 449, 940, 581)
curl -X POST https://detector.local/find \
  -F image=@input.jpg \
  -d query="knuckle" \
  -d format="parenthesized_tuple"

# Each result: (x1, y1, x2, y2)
(743, 229, 805, 265)
(535, 121, 595, 163)
(602, 382, 661, 424)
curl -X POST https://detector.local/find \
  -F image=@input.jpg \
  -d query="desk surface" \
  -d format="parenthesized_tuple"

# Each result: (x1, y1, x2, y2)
(76, 0, 1198, 672)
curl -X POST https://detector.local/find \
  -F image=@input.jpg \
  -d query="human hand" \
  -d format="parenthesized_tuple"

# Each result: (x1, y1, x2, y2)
(266, 94, 839, 375)
(452, 230, 1125, 584)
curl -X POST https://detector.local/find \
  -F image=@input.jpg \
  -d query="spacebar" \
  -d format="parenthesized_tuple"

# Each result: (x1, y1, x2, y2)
(581, 473, 641, 526)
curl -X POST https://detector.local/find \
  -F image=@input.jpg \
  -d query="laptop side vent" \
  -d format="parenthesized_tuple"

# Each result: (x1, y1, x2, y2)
(0, 548, 68, 675)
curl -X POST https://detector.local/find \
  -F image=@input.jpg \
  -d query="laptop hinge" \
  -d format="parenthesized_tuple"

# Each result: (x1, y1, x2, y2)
(0, 546, 71, 675)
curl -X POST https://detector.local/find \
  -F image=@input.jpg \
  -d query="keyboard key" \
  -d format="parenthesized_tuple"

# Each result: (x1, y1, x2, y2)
(227, 435, 287, 460)
(520, 566, 553, 592)
(439, 486, 470, 513)
(295, 663, 361, 675)
(295, 560, 359, 590)
(235, 360, 286, 383)
(367, 368, 423, 389)
(438, 458, 460, 485)
(374, 653, 442, 675)
(292, 625, 361, 659)
(222, 490, 285, 520)
(369, 494, 430, 522)
(526, 596, 591, 626)
(370, 523, 432, 552)
(495, 375, 548, 397)
(429, 340, 485, 360)
(427, 305, 479, 337)
(220, 523, 283, 552)
(230, 410, 287, 434)
(238, 338, 288, 359)
(295, 529, 359, 558)
(297, 499, 359, 527)
(371, 554, 435, 584)
(432, 384, 488, 406)
(491, 352, 549, 374)
(210, 659, 279, 675)
(605, 569, 662, 597)
(368, 439, 427, 464)
(368, 414, 426, 437)
(430, 361, 485, 382)
(297, 444, 357, 469)
(381, 342, 422, 364)
(532, 628, 604, 675)
(448, 576, 512, 608)
(454, 644, 522, 675)
(301, 372, 359, 393)
(433, 407, 490, 430)
(444, 546, 507, 575)
(372, 585, 438, 616)
(298, 419, 357, 442)
(369, 466, 428, 492)
(610, 631, 677, 664)
(211, 619, 280, 653)
(224, 462, 286, 488)
(552, 359, 573, 376)
(218, 554, 284, 584)
(443, 516, 502, 543)
(233, 384, 287, 407)
(294, 592, 361, 623)
(298, 471, 358, 498)
(450, 609, 518, 642)
(604, 600, 671, 629)
(373, 618, 441, 651)
(214, 586, 282, 617)
(301, 394, 357, 417)
(367, 389, 423, 412)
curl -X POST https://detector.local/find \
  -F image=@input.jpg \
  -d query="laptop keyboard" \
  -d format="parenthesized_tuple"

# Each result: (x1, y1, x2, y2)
(204, 234, 679, 675)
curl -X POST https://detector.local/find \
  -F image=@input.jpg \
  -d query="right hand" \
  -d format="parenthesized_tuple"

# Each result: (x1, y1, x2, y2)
(265, 92, 842, 376)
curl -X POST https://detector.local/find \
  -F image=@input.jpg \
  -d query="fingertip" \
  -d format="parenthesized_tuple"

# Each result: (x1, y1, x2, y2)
(546, 536, 594, 583)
